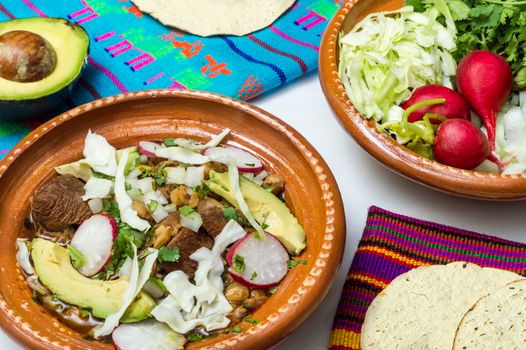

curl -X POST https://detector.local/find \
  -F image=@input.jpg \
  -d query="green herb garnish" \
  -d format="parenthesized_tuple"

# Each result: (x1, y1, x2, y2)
(155, 177, 166, 186)
(233, 255, 245, 273)
(186, 333, 203, 342)
(231, 326, 242, 334)
(163, 138, 177, 147)
(67, 244, 86, 268)
(222, 207, 238, 221)
(287, 259, 307, 268)
(147, 200, 158, 213)
(179, 205, 194, 216)
(157, 246, 180, 263)
(91, 170, 114, 180)
(269, 286, 279, 295)
(125, 182, 132, 191)
(194, 184, 210, 198)
(250, 271, 257, 280)
(244, 315, 260, 325)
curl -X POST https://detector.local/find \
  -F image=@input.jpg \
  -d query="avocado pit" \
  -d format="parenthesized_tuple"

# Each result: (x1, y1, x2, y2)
(0, 30, 57, 82)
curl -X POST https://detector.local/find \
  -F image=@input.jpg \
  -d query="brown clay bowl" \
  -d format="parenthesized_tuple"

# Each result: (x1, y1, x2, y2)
(319, 0, 526, 200)
(0, 90, 345, 350)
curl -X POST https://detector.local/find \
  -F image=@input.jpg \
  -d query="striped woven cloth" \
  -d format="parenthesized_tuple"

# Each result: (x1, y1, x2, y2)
(328, 206, 526, 349)
(0, 0, 341, 160)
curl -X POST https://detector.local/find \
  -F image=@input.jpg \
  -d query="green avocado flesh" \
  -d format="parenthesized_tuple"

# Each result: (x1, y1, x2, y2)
(0, 18, 89, 100)
(204, 171, 306, 255)
(31, 238, 154, 321)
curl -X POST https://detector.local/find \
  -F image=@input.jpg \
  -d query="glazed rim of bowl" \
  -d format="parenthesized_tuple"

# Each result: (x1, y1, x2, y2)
(319, 0, 526, 200)
(0, 89, 345, 350)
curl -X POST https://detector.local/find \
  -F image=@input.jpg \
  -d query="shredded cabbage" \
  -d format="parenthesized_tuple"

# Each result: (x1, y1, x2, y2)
(154, 147, 209, 164)
(152, 220, 246, 333)
(81, 177, 113, 201)
(169, 129, 231, 151)
(228, 162, 266, 239)
(115, 149, 151, 231)
(16, 239, 34, 275)
(83, 131, 118, 177)
(95, 246, 158, 338)
(339, 6, 457, 122)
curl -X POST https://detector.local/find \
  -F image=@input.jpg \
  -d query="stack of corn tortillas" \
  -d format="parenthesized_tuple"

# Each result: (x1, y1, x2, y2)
(361, 262, 525, 350)
(131, 0, 296, 37)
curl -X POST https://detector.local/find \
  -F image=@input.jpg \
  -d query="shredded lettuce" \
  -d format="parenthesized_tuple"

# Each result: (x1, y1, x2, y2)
(339, 6, 457, 122)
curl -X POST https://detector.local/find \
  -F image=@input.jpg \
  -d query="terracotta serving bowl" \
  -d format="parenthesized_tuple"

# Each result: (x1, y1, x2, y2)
(319, 0, 526, 200)
(0, 90, 345, 350)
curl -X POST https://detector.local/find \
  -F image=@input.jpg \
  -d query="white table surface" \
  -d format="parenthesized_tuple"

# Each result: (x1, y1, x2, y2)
(3, 72, 526, 350)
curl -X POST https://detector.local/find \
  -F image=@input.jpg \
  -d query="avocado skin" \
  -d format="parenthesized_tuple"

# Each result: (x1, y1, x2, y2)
(0, 18, 89, 120)
(203, 170, 307, 255)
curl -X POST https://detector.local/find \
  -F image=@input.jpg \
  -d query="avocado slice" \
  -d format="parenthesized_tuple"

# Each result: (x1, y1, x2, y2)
(203, 171, 306, 255)
(121, 291, 156, 323)
(31, 238, 155, 322)
(0, 18, 89, 119)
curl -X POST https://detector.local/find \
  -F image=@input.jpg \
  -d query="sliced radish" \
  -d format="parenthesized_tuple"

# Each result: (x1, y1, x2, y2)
(112, 319, 186, 350)
(70, 214, 117, 276)
(138, 141, 161, 158)
(227, 232, 289, 288)
(204, 145, 263, 173)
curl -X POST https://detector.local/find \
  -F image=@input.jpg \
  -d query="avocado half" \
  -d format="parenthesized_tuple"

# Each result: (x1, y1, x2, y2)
(0, 18, 89, 120)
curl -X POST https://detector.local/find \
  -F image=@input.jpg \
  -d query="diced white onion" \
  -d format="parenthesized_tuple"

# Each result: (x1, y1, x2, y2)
(88, 198, 103, 214)
(152, 205, 169, 223)
(180, 211, 203, 232)
(166, 167, 186, 185)
(184, 166, 204, 188)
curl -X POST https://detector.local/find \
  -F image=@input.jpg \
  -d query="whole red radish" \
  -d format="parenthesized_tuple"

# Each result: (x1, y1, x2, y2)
(456, 50, 513, 151)
(401, 84, 471, 123)
(434, 119, 491, 170)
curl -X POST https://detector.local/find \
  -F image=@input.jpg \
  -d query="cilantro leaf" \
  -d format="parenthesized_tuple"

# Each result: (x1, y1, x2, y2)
(194, 184, 210, 198)
(163, 138, 177, 147)
(186, 333, 203, 342)
(157, 246, 180, 263)
(67, 245, 86, 269)
(287, 259, 307, 268)
(179, 205, 194, 216)
(231, 327, 242, 334)
(250, 271, 257, 280)
(244, 315, 260, 325)
(222, 207, 238, 221)
(233, 255, 245, 273)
